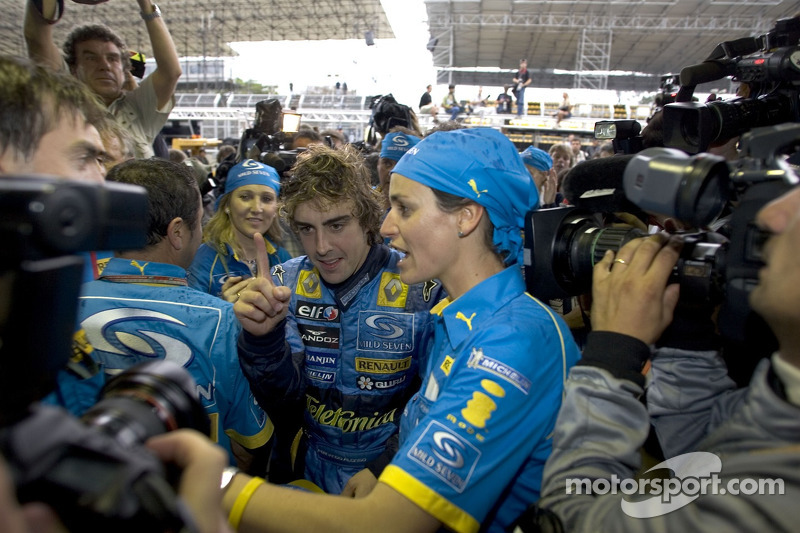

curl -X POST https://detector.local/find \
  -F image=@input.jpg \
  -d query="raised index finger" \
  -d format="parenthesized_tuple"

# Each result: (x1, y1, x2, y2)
(252, 232, 274, 283)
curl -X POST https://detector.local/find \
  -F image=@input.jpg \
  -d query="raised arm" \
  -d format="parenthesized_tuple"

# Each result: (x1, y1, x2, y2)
(24, 0, 63, 70)
(135, 0, 181, 110)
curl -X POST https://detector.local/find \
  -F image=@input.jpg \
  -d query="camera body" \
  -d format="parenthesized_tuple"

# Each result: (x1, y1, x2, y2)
(524, 124, 799, 342)
(663, 16, 800, 153)
(0, 177, 209, 532)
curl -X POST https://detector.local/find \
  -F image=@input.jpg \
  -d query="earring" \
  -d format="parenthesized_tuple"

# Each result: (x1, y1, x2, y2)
(225, 208, 230, 214)
(458, 230, 464, 238)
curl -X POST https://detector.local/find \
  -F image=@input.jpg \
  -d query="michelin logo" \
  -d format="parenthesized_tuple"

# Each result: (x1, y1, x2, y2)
(466, 347, 531, 394)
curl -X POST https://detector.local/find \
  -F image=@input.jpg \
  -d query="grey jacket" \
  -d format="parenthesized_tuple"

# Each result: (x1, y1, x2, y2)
(536, 338, 800, 532)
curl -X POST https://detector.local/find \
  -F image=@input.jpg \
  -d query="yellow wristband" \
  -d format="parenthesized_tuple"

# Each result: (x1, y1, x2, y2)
(228, 476, 265, 531)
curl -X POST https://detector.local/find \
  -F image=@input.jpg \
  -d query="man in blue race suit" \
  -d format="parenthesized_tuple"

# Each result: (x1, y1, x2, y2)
(76, 158, 272, 472)
(235, 144, 445, 494)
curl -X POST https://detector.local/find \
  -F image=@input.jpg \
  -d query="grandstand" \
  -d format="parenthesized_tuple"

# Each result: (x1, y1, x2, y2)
(174, 91, 653, 148)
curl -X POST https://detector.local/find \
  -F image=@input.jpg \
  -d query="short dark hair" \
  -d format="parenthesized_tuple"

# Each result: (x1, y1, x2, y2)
(0, 55, 108, 161)
(63, 24, 131, 71)
(106, 158, 201, 246)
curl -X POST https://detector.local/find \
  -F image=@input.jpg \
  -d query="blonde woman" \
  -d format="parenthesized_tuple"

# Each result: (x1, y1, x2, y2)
(188, 159, 291, 301)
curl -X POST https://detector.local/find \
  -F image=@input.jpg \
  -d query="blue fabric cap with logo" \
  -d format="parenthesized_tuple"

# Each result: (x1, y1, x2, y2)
(392, 128, 539, 266)
(380, 131, 421, 161)
(216, 159, 281, 209)
(520, 145, 553, 171)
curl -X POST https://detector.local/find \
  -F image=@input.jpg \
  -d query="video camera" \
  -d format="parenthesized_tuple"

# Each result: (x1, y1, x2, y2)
(524, 123, 799, 343)
(228, 98, 303, 177)
(0, 177, 210, 532)
(663, 16, 800, 153)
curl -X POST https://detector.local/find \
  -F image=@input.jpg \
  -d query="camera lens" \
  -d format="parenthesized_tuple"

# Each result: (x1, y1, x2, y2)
(82, 360, 209, 448)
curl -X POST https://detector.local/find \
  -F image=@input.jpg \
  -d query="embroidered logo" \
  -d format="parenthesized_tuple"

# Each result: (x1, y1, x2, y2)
(455, 312, 476, 331)
(468, 179, 488, 198)
(130, 260, 149, 275)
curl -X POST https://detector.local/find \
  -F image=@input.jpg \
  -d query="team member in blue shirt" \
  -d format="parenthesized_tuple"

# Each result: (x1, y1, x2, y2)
(222, 128, 580, 533)
(78, 158, 273, 471)
(188, 159, 291, 302)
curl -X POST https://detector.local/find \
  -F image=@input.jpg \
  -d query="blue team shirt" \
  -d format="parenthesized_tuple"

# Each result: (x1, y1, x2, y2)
(77, 258, 272, 464)
(380, 266, 581, 533)
(187, 240, 291, 298)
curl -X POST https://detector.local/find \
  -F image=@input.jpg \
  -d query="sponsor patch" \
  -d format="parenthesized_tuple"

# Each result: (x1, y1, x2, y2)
(306, 395, 397, 432)
(407, 420, 481, 493)
(466, 348, 531, 394)
(296, 301, 340, 322)
(440, 355, 454, 376)
(355, 356, 412, 374)
(357, 374, 408, 390)
(296, 270, 322, 299)
(377, 273, 408, 307)
(298, 324, 339, 349)
(357, 311, 414, 353)
(305, 353, 337, 368)
(460, 379, 505, 429)
(306, 369, 336, 383)
(271, 265, 286, 285)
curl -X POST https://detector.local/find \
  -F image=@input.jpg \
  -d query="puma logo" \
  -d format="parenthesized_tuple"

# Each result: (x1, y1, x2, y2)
(456, 311, 476, 331)
(468, 179, 488, 198)
(130, 260, 149, 275)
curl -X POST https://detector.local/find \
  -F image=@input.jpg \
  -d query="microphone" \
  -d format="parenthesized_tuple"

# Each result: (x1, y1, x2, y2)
(562, 155, 641, 214)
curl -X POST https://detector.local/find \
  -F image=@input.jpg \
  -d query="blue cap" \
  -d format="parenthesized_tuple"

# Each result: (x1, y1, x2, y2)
(380, 131, 421, 161)
(392, 128, 539, 266)
(216, 159, 281, 209)
(520, 145, 553, 171)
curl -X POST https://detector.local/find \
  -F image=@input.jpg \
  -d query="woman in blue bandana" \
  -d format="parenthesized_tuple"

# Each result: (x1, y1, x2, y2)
(219, 129, 581, 533)
(188, 159, 292, 301)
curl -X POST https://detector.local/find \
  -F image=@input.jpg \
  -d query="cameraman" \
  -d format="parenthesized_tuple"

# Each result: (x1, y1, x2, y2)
(527, 186, 800, 531)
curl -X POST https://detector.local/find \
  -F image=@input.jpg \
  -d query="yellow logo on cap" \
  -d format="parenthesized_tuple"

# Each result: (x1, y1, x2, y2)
(468, 179, 488, 198)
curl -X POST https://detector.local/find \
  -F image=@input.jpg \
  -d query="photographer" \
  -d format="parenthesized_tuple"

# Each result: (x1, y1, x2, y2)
(526, 186, 800, 531)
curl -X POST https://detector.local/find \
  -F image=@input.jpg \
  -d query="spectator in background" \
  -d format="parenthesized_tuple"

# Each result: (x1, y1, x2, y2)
(593, 140, 616, 158)
(496, 85, 513, 114)
(24, 0, 182, 159)
(554, 92, 572, 126)
(377, 128, 421, 209)
(290, 129, 324, 149)
(188, 159, 291, 302)
(521, 145, 559, 208)
(569, 137, 588, 163)
(216, 144, 237, 165)
(512, 58, 531, 117)
(418, 84, 439, 122)
(441, 84, 462, 121)
(549, 142, 574, 176)
(320, 129, 346, 149)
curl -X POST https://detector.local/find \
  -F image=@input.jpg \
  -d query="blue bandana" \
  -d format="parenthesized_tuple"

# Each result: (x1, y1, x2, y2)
(216, 159, 281, 209)
(520, 145, 553, 171)
(380, 131, 421, 161)
(393, 128, 539, 266)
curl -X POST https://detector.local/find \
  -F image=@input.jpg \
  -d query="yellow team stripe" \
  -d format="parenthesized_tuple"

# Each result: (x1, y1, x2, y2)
(224, 417, 274, 449)
(379, 464, 479, 533)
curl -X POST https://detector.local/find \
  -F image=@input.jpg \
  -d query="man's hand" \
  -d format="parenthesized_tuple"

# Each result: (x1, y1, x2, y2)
(591, 233, 682, 345)
(145, 430, 232, 533)
(340, 469, 378, 498)
(233, 233, 291, 337)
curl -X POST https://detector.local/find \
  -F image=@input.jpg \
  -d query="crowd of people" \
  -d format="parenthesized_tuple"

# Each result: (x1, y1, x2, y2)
(2, 2, 800, 533)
